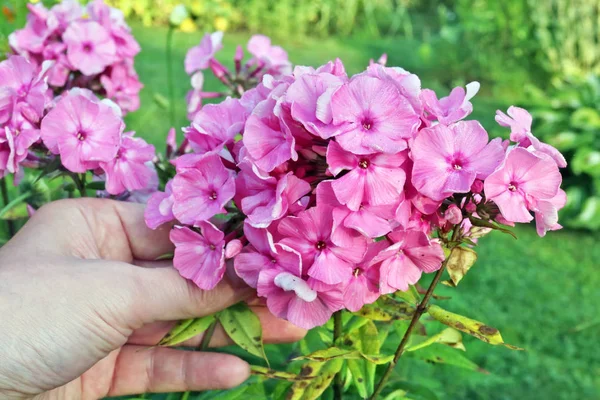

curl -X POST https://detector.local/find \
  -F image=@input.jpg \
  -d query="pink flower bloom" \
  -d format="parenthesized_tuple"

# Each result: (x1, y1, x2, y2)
(185, 32, 223, 74)
(40, 91, 123, 173)
(3, 113, 40, 174)
(0, 55, 50, 122)
(444, 204, 463, 225)
(235, 223, 303, 289)
(374, 229, 445, 293)
(278, 205, 367, 285)
(243, 96, 298, 172)
(63, 21, 117, 76)
(184, 97, 247, 154)
(484, 147, 562, 223)
(100, 61, 143, 113)
(247, 35, 292, 76)
(170, 223, 226, 290)
(421, 82, 480, 125)
(285, 72, 344, 138)
(363, 64, 423, 117)
(100, 134, 156, 195)
(171, 153, 235, 224)
(534, 189, 566, 237)
(8, 3, 57, 54)
(316, 180, 394, 238)
(235, 162, 310, 228)
(331, 75, 420, 154)
(411, 121, 505, 201)
(343, 241, 386, 312)
(145, 180, 175, 230)
(327, 141, 407, 211)
(51, 0, 84, 29)
(496, 106, 567, 168)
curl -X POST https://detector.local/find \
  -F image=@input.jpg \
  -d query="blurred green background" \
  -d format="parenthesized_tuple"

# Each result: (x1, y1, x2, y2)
(1, 0, 599, 399)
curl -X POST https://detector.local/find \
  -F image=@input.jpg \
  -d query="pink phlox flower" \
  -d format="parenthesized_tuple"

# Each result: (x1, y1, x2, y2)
(100, 61, 143, 113)
(8, 3, 58, 54)
(0, 55, 50, 122)
(484, 147, 562, 223)
(100, 134, 156, 195)
(171, 152, 235, 225)
(534, 189, 566, 237)
(278, 205, 367, 285)
(170, 223, 226, 290)
(183, 97, 247, 155)
(285, 72, 345, 139)
(343, 241, 386, 312)
(63, 20, 117, 76)
(234, 223, 302, 289)
(145, 180, 175, 229)
(327, 140, 407, 211)
(364, 64, 423, 117)
(235, 161, 311, 228)
(496, 106, 567, 168)
(411, 121, 505, 201)
(50, 0, 84, 30)
(374, 229, 445, 294)
(185, 32, 224, 74)
(40, 90, 123, 173)
(247, 35, 292, 76)
(243, 95, 298, 172)
(316, 180, 394, 238)
(331, 74, 420, 155)
(3, 113, 40, 174)
(421, 82, 480, 125)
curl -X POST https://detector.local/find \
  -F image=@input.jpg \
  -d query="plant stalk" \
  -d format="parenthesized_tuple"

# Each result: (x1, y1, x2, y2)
(71, 173, 86, 197)
(369, 228, 460, 399)
(166, 26, 176, 128)
(333, 310, 343, 400)
(0, 178, 15, 237)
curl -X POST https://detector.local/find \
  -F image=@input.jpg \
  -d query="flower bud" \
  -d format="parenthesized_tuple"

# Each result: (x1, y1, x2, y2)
(169, 4, 189, 27)
(465, 202, 477, 214)
(225, 239, 243, 259)
(445, 204, 463, 225)
(471, 179, 484, 194)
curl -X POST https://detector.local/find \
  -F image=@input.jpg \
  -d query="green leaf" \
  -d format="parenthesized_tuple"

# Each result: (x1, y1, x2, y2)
(0, 191, 31, 219)
(394, 284, 420, 305)
(287, 359, 343, 400)
(407, 343, 485, 372)
(346, 321, 379, 398)
(428, 305, 523, 350)
(405, 327, 465, 352)
(383, 389, 410, 400)
(158, 315, 216, 346)
(218, 302, 268, 363)
(442, 246, 478, 287)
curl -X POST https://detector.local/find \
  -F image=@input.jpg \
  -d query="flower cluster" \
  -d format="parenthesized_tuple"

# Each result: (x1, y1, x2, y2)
(145, 41, 566, 330)
(0, 52, 156, 197)
(9, 0, 142, 113)
(183, 31, 291, 120)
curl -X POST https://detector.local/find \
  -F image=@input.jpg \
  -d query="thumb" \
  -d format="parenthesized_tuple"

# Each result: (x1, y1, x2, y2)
(123, 262, 254, 326)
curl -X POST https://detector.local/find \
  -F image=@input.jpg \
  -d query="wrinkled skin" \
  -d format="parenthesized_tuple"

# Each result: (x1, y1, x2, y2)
(0, 199, 305, 399)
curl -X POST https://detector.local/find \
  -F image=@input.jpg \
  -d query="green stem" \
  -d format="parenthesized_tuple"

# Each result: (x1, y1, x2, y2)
(200, 320, 218, 350)
(0, 191, 32, 219)
(0, 178, 15, 237)
(166, 26, 176, 128)
(71, 173, 86, 197)
(370, 228, 461, 399)
(333, 311, 343, 400)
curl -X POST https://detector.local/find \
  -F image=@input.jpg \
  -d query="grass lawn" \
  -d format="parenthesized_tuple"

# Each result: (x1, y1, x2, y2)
(125, 24, 599, 400)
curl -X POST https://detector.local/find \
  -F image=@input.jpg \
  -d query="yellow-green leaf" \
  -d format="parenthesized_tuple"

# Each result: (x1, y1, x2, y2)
(159, 315, 215, 346)
(383, 389, 410, 400)
(218, 302, 268, 362)
(444, 246, 478, 287)
(250, 366, 313, 382)
(394, 284, 420, 305)
(354, 298, 415, 321)
(294, 347, 360, 362)
(428, 305, 523, 350)
(288, 359, 343, 400)
(408, 343, 485, 372)
(406, 327, 465, 352)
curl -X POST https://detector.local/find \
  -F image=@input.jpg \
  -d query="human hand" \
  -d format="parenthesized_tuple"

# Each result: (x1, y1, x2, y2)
(0, 199, 305, 399)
